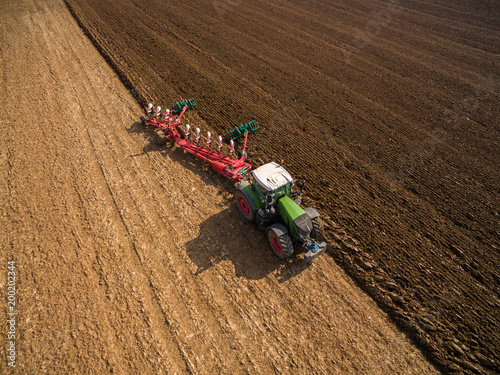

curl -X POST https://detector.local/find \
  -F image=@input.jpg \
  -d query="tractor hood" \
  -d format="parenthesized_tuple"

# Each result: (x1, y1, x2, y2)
(293, 213, 313, 238)
(277, 196, 312, 240)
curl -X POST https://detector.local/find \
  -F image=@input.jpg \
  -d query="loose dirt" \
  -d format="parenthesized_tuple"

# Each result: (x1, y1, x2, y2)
(0, 0, 440, 373)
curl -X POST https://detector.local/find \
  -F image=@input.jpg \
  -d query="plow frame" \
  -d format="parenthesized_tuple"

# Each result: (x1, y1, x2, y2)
(143, 105, 251, 181)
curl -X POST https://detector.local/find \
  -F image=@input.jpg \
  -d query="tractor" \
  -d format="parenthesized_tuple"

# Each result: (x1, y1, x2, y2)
(140, 99, 326, 261)
(235, 162, 327, 261)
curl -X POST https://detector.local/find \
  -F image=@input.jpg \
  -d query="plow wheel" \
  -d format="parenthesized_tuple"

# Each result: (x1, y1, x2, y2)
(267, 224, 294, 259)
(155, 130, 167, 146)
(235, 190, 256, 221)
(177, 125, 188, 139)
(311, 217, 325, 242)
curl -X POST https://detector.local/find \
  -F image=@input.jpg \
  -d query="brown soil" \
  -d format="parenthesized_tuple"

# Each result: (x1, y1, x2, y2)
(0, 0, 441, 373)
(59, 0, 500, 373)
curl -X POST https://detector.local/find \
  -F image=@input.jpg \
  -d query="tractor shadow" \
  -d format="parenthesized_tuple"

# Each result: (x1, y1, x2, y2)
(186, 207, 310, 281)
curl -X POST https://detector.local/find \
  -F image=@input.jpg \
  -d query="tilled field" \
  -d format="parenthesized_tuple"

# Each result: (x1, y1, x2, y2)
(1, 0, 498, 373)
(63, 0, 500, 373)
(0, 0, 439, 374)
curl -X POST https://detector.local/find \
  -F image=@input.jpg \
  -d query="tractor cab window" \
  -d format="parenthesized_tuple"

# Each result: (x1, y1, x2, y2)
(256, 182, 268, 195)
(272, 185, 288, 200)
(251, 175, 269, 196)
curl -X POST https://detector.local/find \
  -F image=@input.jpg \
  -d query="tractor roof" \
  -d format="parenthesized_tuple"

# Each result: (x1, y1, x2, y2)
(252, 162, 293, 191)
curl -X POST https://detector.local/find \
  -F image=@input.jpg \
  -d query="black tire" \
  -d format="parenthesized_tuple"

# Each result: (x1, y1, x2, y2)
(311, 217, 325, 242)
(177, 125, 187, 138)
(235, 190, 256, 221)
(155, 130, 167, 146)
(267, 224, 294, 259)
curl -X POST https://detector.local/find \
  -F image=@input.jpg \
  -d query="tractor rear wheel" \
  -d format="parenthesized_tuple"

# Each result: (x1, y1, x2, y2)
(311, 217, 325, 242)
(267, 224, 294, 259)
(235, 190, 256, 221)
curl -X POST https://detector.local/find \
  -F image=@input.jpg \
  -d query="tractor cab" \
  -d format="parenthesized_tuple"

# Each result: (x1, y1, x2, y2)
(250, 162, 294, 205)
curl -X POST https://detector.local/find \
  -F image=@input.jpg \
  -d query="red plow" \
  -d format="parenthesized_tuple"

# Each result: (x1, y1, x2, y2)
(141, 100, 252, 181)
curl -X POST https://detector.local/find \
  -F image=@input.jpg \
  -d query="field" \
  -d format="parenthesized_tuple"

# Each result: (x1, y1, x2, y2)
(1, 0, 498, 373)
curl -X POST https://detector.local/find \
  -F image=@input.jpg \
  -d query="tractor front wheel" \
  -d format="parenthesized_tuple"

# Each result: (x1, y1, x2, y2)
(235, 190, 256, 221)
(311, 217, 325, 242)
(267, 224, 294, 259)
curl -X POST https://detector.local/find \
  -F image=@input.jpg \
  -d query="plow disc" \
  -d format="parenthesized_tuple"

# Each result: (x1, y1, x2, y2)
(227, 120, 260, 141)
(171, 98, 197, 115)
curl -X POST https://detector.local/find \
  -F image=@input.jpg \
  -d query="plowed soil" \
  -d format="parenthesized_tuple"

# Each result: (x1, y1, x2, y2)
(0, 0, 440, 374)
(1, 0, 498, 373)
(61, 0, 499, 373)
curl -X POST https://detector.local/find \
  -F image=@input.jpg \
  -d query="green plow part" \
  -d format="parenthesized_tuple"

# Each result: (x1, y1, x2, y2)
(238, 166, 250, 176)
(171, 98, 197, 114)
(226, 120, 260, 141)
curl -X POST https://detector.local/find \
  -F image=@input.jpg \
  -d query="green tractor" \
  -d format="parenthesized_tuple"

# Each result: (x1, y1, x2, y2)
(235, 162, 327, 261)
